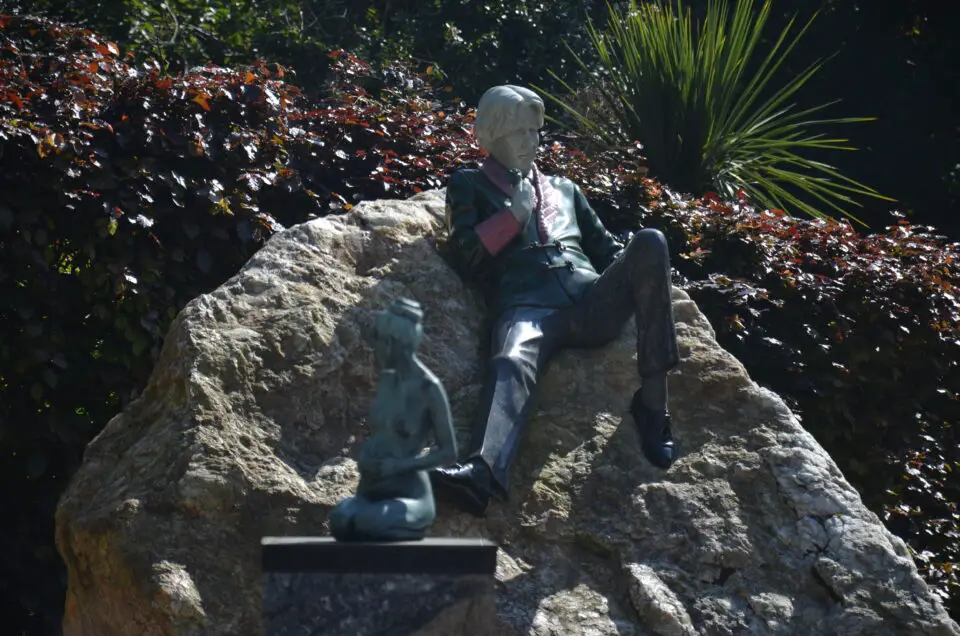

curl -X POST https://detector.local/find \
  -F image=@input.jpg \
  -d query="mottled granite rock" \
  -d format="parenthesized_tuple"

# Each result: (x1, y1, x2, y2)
(262, 537, 498, 636)
(56, 189, 960, 635)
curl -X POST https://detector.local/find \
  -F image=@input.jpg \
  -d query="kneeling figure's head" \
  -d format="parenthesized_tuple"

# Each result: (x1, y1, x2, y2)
(371, 297, 424, 366)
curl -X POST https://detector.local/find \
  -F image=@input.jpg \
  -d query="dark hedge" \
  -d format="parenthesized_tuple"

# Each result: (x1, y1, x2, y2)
(0, 14, 957, 634)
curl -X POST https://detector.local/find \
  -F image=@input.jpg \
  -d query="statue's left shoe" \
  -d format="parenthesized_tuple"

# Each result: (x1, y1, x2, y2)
(630, 390, 676, 470)
(429, 459, 494, 518)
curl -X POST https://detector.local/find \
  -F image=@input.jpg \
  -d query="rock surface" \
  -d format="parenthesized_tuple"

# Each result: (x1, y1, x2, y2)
(56, 189, 960, 636)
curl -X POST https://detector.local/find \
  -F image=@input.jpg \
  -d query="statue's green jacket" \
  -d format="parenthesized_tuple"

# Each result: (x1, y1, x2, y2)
(444, 160, 623, 316)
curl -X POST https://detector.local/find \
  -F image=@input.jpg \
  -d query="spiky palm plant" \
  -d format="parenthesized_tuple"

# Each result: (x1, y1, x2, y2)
(536, 0, 891, 224)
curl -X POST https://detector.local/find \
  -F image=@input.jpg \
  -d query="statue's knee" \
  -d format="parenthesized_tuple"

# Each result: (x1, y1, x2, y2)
(489, 352, 537, 383)
(631, 228, 668, 251)
(354, 498, 432, 539)
(625, 228, 669, 265)
(403, 498, 436, 531)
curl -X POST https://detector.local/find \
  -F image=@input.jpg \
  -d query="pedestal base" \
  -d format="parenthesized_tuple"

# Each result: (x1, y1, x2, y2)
(261, 537, 499, 636)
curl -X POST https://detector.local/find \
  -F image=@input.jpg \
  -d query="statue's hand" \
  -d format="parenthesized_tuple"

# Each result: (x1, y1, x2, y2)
(358, 454, 402, 480)
(376, 457, 402, 479)
(508, 177, 535, 227)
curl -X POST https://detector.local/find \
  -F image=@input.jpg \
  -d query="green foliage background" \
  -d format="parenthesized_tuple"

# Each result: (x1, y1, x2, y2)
(0, 1, 958, 634)
(27, 0, 610, 101)
(540, 0, 892, 223)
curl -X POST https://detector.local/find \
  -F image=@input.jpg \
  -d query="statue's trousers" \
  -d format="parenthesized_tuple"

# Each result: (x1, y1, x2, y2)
(465, 228, 682, 494)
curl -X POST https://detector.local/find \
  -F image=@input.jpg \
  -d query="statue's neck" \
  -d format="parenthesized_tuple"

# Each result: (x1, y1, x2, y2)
(482, 155, 537, 192)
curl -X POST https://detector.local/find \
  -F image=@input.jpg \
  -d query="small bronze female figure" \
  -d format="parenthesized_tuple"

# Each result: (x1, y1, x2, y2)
(329, 298, 458, 541)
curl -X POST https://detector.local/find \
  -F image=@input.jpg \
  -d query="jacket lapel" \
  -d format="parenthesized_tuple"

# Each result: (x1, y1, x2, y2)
(481, 157, 568, 245)
(480, 156, 517, 197)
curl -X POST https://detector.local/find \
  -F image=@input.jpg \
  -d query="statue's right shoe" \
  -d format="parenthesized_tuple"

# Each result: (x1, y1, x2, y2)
(630, 389, 677, 470)
(429, 460, 494, 518)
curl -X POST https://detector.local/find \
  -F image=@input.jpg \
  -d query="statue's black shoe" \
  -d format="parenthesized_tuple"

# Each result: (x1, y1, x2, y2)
(429, 460, 494, 518)
(630, 390, 676, 470)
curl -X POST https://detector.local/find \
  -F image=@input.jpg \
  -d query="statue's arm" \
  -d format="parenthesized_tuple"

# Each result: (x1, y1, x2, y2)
(393, 377, 458, 474)
(573, 184, 623, 273)
(446, 170, 521, 280)
(426, 380, 458, 466)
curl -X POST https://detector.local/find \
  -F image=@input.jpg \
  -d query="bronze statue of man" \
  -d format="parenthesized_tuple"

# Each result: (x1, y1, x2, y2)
(430, 85, 681, 517)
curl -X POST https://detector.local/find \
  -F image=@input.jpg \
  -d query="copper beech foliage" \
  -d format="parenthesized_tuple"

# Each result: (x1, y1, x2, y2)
(0, 14, 958, 629)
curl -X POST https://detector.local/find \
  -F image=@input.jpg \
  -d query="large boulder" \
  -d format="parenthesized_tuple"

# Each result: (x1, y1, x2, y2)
(56, 190, 959, 636)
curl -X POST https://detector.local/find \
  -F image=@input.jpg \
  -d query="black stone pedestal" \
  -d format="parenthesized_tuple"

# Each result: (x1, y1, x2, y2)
(261, 537, 499, 636)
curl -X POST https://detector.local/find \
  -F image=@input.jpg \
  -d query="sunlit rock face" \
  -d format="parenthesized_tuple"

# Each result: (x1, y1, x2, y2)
(56, 189, 959, 636)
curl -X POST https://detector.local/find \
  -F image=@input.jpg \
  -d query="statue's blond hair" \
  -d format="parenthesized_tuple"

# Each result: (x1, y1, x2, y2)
(474, 85, 544, 151)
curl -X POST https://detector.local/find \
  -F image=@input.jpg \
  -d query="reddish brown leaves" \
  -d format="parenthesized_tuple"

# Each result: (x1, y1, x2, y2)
(94, 42, 119, 57)
(191, 93, 211, 111)
(35, 131, 61, 158)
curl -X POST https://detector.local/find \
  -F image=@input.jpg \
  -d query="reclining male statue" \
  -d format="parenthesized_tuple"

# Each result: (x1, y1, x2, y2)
(430, 85, 681, 517)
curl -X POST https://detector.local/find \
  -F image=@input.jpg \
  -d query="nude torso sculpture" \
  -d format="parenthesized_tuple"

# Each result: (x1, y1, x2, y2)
(329, 298, 457, 541)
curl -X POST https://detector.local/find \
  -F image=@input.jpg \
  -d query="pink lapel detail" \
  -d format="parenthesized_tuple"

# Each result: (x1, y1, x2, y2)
(534, 165, 559, 243)
(480, 158, 561, 244)
(475, 209, 521, 255)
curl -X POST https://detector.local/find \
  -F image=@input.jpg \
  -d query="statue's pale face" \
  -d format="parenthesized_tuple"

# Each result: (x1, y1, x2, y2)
(488, 104, 542, 174)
